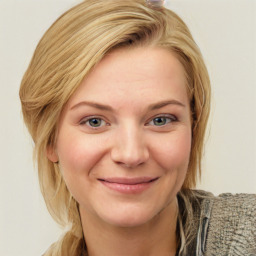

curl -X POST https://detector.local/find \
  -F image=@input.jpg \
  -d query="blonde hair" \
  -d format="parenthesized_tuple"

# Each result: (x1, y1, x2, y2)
(19, 0, 211, 255)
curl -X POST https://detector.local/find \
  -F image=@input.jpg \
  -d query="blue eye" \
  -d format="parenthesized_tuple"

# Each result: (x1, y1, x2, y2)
(88, 118, 103, 127)
(80, 118, 106, 128)
(148, 116, 175, 126)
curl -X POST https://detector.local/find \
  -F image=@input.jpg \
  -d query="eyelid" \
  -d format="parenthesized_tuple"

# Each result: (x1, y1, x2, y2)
(79, 116, 109, 128)
(146, 114, 177, 126)
(78, 114, 177, 128)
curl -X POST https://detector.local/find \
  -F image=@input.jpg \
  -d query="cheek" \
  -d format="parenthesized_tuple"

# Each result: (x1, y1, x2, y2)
(56, 129, 109, 178)
(56, 130, 111, 203)
(151, 129, 192, 171)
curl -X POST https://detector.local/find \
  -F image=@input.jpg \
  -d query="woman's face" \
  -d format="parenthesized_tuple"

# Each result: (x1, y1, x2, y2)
(48, 47, 192, 228)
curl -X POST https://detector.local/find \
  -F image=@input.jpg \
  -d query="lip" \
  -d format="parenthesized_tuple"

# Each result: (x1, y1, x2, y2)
(98, 177, 159, 194)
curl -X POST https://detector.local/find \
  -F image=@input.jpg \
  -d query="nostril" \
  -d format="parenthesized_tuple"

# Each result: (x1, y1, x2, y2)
(122, 162, 139, 168)
(110, 135, 149, 168)
(112, 153, 149, 168)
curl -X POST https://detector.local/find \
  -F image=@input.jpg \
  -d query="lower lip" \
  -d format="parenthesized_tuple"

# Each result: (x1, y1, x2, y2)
(99, 180, 157, 194)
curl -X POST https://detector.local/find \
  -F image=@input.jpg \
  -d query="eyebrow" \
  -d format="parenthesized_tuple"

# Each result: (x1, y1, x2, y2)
(70, 101, 113, 111)
(70, 99, 185, 112)
(148, 100, 186, 110)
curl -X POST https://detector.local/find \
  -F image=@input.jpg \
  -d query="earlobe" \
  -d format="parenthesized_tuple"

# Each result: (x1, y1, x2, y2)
(46, 146, 59, 163)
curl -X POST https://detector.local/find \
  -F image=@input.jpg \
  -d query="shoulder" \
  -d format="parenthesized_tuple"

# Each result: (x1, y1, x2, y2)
(201, 192, 256, 256)
(210, 193, 256, 223)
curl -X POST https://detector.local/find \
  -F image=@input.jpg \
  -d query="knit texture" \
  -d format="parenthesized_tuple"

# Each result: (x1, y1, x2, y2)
(204, 193, 256, 256)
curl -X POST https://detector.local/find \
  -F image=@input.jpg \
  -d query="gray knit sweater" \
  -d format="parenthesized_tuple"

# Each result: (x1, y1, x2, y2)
(193, 191, 256, 256)
(77, 191, 256, 256)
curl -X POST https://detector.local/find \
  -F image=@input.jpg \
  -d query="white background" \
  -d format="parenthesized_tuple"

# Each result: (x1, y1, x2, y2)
(0, 0, 255, 255)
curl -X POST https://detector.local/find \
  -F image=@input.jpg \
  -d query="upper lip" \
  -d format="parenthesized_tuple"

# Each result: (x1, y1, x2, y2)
(98, 177, 159, 185)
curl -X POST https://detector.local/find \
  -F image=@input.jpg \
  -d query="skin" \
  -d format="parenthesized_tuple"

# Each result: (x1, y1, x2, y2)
(48, 47, 192, 256)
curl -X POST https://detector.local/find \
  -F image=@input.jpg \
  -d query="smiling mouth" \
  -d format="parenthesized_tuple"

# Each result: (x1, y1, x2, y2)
(98, 177, 159, 194)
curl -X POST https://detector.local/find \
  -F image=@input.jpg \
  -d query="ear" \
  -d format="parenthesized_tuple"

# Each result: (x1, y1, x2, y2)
(46, 146, 59, 163)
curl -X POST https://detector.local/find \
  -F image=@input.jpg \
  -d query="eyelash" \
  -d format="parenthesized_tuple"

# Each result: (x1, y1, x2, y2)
(146, 114, 177, 126)
(79, 114, 177, 129)
(79, 116, 108, 129)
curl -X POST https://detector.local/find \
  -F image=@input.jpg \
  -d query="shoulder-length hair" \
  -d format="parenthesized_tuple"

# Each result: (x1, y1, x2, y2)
(20, 0, 211, 255)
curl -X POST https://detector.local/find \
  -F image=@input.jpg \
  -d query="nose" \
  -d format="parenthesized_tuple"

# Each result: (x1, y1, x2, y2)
(110, 124, 149, 168)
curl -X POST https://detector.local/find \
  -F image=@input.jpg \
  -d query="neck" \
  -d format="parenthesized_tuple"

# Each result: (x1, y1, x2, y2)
(80, 199, 178, 256)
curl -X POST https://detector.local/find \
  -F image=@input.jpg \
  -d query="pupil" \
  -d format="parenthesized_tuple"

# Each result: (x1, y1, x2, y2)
(89, 118, 101, 127)
(154, 117, 166, 126)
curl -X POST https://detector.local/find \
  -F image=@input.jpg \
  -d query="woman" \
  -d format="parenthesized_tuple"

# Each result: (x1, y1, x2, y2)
(19, 0, 256, 255)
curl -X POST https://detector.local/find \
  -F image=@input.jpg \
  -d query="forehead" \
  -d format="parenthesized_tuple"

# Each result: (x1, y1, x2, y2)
(67, 47, 188, 108)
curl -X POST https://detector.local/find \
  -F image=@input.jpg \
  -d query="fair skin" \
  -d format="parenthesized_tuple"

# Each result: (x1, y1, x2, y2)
(48, 47, 192, 256)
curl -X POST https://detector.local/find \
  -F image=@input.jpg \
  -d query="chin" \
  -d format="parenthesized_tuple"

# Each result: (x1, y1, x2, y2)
(106, 214, 152, 228)
(97, 204, 162, 228)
